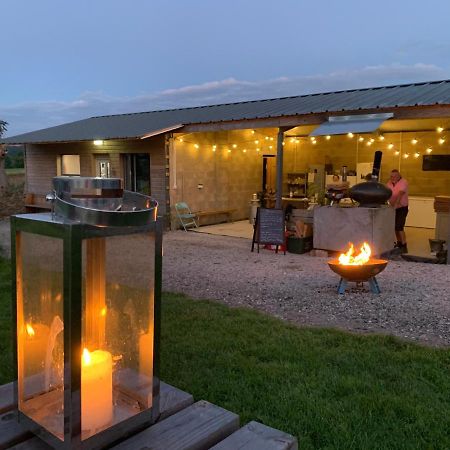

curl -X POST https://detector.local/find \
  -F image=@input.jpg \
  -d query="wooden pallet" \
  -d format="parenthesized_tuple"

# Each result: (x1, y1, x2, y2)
(0, 381, 297, 450)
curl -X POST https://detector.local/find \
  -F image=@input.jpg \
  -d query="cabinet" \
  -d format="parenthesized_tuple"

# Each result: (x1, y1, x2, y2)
(286, 173, 308, 197)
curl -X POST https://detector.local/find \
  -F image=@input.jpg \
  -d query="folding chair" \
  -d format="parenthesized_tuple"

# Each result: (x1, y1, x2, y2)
(175, 202, 199, 231)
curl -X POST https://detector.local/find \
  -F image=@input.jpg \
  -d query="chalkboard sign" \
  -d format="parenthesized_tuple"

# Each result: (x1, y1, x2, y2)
(251, 207, 286, 254)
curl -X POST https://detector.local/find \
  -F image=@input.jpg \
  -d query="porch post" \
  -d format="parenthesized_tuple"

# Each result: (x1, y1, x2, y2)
(275, 127, 289, 209)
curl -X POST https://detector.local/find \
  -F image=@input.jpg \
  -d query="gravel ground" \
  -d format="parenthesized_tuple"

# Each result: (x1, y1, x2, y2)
(162, 231, 450, 348)
(1, 218, 449, 347)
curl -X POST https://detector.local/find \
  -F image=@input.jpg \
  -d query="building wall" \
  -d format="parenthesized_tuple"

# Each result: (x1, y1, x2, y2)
(25, 137, 168, 216)
(170, 138, 262, 225)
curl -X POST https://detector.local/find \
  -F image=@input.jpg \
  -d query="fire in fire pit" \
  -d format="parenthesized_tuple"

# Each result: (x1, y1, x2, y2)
(328, 242, 388, 294)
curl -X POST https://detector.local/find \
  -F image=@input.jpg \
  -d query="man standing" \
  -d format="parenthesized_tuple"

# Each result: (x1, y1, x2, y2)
(386, 169, 409, 252)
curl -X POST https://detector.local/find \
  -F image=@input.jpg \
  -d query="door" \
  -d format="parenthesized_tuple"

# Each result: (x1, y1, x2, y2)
(262, 155, 276, 208)
(95, 156, 111, 178)
(123, 154, 151, 195)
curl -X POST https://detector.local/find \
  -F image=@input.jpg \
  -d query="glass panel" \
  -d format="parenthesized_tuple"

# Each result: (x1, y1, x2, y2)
(17, 232, 64, 440)
(81, 231, 155, 440)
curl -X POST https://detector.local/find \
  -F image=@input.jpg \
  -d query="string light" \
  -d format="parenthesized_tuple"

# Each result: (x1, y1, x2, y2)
(227, 149, 231, 153)
(437, 126, 444, 133)
(358, 136, 364, 142)
(232, 144, 237, 148)
(265, 136, 269, 140)
(414, 152, 420, 158)
(347, 132, 354, 138)
(370, 138, 375, 143)
(325, 135, 331, 140)
(194, 144, 199, 149)
(251, 130, 255, 134)
(426, 147, 433, 153)
(366, 141, 372, 146)
(212, 144, 217, 150)
(310, 137, 316, 142)
(378, 135, 385, 141)
(439, 138, 446, 145)
(269, 145, 273, 149)
(243, 149, 247, 153)
(394, 150, 400, 156)
(403, 153, 410, 159)
(178, 138, 183, 142)
(254, 140, 259, 144)
(256, 148, 260, 152)
(212, 147, 216, 152)
(312, 140, 317, 145)
(270, 137, 274, 141)
(295, 139, 300, 144)
(388, 143, 394, 150)
(411, 138, 418, 145)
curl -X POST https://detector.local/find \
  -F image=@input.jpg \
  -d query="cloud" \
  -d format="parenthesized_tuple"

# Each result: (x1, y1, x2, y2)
(1, 63, 448, 137)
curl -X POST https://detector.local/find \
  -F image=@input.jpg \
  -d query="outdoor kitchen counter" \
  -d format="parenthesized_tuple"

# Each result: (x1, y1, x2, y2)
(313, 205, 395, 255)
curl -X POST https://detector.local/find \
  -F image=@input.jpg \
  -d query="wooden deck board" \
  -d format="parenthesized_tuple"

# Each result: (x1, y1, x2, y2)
(0, 382, 193, 450)
(111, 400, 239, 450)
(210, 420, 298, 450)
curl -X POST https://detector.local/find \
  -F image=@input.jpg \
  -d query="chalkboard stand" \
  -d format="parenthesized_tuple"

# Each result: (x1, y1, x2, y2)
(251, 207, 286, 255)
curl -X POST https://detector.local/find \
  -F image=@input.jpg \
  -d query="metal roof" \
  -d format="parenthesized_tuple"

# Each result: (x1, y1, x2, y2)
(2, 79, 450, 145)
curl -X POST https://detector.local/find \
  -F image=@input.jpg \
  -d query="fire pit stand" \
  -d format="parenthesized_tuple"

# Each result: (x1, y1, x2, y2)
(328, 258, 388, 295)
(337, 276, 381, 294)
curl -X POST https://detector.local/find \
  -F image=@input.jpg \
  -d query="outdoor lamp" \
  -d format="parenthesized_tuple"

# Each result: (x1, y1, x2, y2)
(11, 177, 162, 449)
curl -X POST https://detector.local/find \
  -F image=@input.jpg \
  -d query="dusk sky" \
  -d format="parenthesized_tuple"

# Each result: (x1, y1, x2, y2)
(2, 0, 450, 136)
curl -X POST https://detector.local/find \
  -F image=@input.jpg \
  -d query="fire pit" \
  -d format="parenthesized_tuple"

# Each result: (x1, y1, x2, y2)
(328, 242, 388, 294)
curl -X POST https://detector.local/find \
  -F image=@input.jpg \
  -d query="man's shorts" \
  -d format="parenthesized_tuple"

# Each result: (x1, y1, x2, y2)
(395, 206, 409, 231)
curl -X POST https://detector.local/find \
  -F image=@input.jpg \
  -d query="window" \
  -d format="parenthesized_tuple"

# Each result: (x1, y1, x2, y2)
(61, 155, 81, 176)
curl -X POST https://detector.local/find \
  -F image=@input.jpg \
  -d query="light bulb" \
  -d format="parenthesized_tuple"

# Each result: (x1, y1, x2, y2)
(394, 151, 400, 156)
(325, 135, 331, 140)
(294, 139, 299, 144)
(403, 153, 409, 159)
(270, 137, 274, 141)
(265, 136, 269, 140)
(232, 144, 237, 148)
(243, 149, 247, 153)
(370, 138, 375, 143)
(439, 138, 445, 145)
(347, 132, 354, 138)
(227, 149, 231, 153)
(411, 138, 418, 145)
(414, 152, 420, 158)
(178, 138, 183, 142)
(254, 140, 259, 144)
(366, 141, 372, 146)
(388, 143, 394, 150)
(251, 130, 255, 134)
(269, 145, 273, 149)
(437, 126, 444, 133)
(359, 136, 364, 142)
(212, 144, 217, 149)
(426, 147, 433, 154)
(378, 135, 385, 141)
(312, 140, 317, 145)
(194, 144, 199, 149)
(256, 148, 260, 152)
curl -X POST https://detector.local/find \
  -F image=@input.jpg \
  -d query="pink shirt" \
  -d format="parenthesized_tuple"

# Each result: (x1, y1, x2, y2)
(387, 178, 408, 208)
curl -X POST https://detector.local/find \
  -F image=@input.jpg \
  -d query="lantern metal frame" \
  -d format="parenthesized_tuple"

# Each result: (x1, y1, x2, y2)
(11, 209, 162, 450)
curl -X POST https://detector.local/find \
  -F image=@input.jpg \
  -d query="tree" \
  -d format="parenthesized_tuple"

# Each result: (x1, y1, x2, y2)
(0, 120, 7, 138)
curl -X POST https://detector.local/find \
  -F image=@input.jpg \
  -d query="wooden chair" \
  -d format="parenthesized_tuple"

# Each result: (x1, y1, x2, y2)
(175, 202, 199, 231)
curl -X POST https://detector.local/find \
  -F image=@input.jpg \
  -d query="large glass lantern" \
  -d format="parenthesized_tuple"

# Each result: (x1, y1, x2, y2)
(11, 177, 162, 449)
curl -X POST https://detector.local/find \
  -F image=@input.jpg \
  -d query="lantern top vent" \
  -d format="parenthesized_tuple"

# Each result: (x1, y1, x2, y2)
(51, 176, 158, 227)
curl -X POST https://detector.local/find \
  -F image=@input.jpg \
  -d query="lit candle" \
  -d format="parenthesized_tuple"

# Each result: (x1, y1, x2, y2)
(81, 348, 113, 432)
(139, 332, 153, 378)
(24, 323, 50, 375)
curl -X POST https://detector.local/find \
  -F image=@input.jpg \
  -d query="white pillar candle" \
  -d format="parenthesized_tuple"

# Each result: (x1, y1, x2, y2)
(24, 323, 50, 375)
(81, 348, 113, 432)
(139, 332, 153, 378)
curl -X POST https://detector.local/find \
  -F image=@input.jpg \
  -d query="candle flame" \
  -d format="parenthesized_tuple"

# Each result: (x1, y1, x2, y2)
(338, 242, 371, 265)
(26, 323, 35, 337)
(82, 348, 91, 365)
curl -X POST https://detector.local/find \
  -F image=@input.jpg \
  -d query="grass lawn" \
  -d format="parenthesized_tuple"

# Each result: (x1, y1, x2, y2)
(0, 256, 449, 449)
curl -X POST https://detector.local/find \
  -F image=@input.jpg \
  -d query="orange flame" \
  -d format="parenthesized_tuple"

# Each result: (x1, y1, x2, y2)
(338, 242, 371, 265)
(82, 348, 91, 365)
(25, 323, 35, 337)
